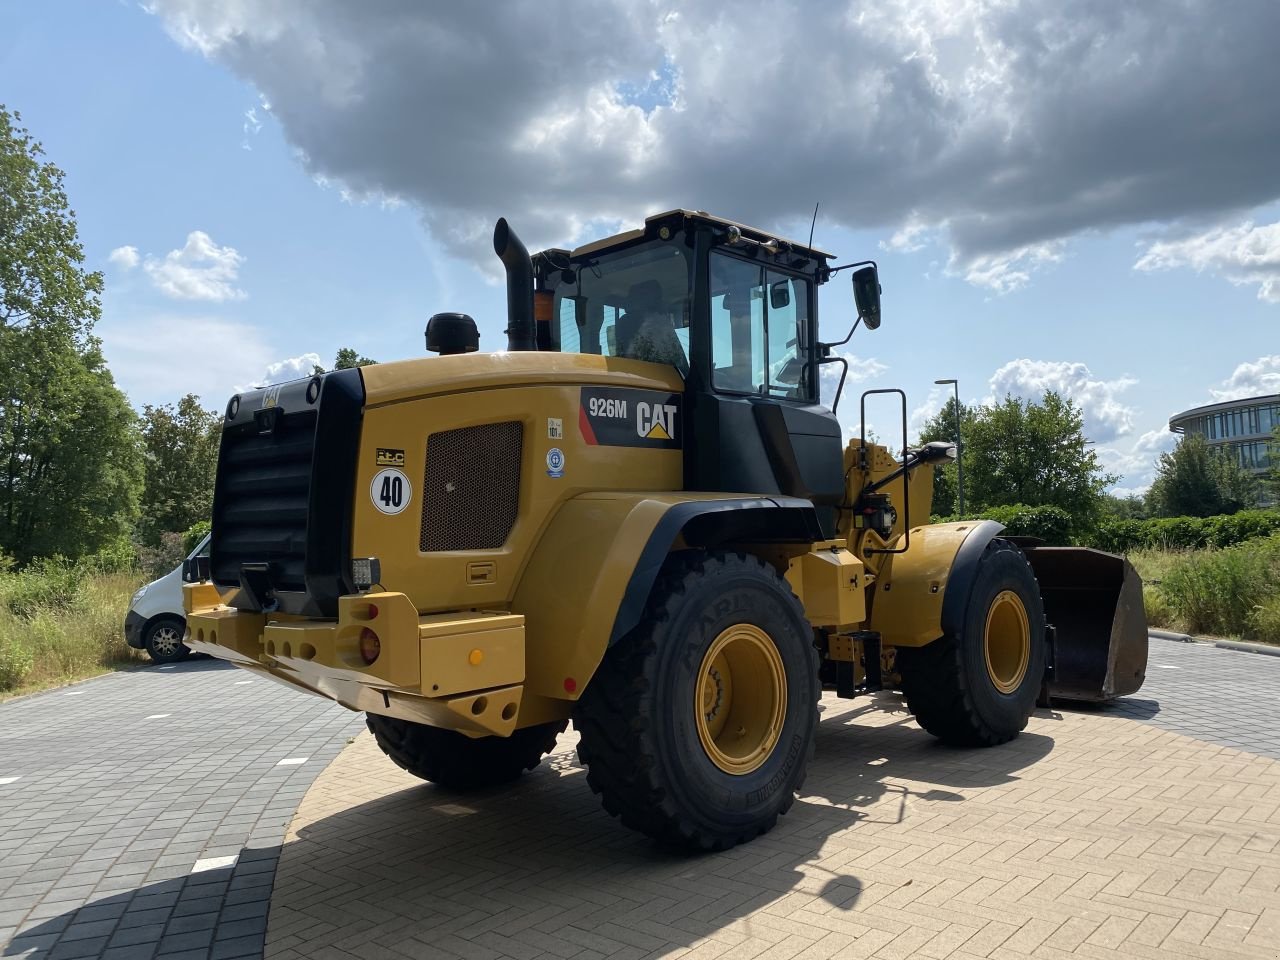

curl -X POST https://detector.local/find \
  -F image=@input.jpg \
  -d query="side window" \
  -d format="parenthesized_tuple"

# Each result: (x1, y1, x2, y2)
(765, 272, 809, 400)
(711, 254, 766, 393)
(710, 252, 812, 400)
(558, 298, 581, 353)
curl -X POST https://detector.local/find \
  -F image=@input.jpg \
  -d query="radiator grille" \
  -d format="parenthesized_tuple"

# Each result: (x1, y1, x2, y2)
(211, 410, 317, 592)
(420, 421, 523, 551)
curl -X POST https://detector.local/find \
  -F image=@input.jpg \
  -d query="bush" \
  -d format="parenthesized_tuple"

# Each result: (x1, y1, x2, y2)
(1090, 509, 1280, 553)
(935, 504, 1076, 545)
(1154, 534, 1280, 640)
(135, 531, 186, 581)
(183, 519, 211, 555)
(0, 567, 144, 693)
(0, 557, 81, 617)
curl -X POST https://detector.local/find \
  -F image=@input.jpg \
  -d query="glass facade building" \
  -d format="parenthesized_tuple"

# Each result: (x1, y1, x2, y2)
(1169, 394, 1279, 480)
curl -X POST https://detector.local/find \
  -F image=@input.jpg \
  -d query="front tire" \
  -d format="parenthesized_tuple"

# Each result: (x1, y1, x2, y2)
(143, 617, 190, 663)
(573, 551, 820, 851)
(897, 539, 1046, 747)
(365, 715, 567, 790)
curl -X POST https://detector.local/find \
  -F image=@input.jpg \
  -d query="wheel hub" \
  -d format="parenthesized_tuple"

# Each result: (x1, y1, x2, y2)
(152, 627, 181, 656)
(984, 590, 1030, 694)
(694, 624, 787, 776)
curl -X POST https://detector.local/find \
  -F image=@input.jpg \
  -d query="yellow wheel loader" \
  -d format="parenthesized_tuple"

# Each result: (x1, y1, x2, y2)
(184, 210, 1147, 851)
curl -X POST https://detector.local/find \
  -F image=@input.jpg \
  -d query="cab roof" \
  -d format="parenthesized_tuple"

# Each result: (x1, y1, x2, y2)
(568, 209, 836, 261)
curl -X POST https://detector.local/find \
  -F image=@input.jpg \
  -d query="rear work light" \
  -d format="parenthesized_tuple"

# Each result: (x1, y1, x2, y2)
(352, 557, 382, 592)
(359, 628, 380, 665)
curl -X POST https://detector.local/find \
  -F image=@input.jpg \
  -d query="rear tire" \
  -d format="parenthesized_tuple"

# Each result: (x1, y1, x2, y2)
(573, 551, 820, 851)
(897, 539, 1046, 747)
(143, 617, 190, 663)
(365, 715, 567, 790)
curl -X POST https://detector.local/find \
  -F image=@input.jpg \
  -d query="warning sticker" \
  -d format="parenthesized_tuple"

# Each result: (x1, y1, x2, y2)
(579, 387, 682, 449)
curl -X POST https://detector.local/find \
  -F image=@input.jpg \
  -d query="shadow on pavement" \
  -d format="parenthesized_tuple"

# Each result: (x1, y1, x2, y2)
(1058, 694, 1162, 720)
(4, 850, 277, 959)
(7, 694, 1057, 959)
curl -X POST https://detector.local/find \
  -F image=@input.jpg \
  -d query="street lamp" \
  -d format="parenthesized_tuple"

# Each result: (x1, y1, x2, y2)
(934, 378, 964, 516)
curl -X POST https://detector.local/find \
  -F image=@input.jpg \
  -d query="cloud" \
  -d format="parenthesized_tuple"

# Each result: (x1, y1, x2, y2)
(143, 231, 246, 301)
(1097, 427, 1178, 492)
(97, 313, 276, 408)
(108, 245, 140, 270)
(1135, 220, 1280, 303)
(986, 359, 1137, 444)
(1209, 355, 1280, 401)
(244, 353, 324, 390)
(146, 0, 1280, 287)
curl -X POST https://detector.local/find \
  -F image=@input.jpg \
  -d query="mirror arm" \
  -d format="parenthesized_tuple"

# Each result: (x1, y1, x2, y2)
(823, 257, 878, 279)
(820, 317, 862, 352)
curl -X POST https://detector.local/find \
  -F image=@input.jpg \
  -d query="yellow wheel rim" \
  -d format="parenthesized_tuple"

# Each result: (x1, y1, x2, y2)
(694, 624, 787, 776)
(984, 590, 1030, 694)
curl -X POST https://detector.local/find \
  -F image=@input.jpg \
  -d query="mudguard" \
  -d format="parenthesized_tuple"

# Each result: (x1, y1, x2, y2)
(511, 493, 822, 702)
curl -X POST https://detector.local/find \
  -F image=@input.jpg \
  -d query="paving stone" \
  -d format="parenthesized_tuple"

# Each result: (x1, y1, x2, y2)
(263, 638, 1280, 960)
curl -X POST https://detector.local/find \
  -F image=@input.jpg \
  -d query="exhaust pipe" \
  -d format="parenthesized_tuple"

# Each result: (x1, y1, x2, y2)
(494, 218, 536, 351)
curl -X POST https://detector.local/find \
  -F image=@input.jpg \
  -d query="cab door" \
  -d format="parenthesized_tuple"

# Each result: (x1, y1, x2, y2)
(686, 249, 844, 520)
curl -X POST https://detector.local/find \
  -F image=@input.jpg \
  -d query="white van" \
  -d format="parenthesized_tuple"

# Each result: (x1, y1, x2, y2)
(124, 534, 210, 663)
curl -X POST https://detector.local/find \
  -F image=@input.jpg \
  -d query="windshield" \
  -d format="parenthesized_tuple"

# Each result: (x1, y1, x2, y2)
(552, 240, 691, 376)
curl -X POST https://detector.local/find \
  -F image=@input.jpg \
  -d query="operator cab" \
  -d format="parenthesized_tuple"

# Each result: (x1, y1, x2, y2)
(519, 210, 874, 535)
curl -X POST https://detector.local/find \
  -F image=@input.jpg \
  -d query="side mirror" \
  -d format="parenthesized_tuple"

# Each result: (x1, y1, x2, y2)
(852, 265, 881, 330)
(769, 280, 791, 310)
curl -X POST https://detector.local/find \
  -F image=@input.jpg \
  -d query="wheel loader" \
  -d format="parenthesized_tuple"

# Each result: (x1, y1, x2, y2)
(183, 210, 1147, 850)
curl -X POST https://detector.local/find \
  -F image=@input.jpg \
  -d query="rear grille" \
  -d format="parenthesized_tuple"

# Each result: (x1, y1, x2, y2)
(420, 422, 522, 551)
(212, 411, 317, 592)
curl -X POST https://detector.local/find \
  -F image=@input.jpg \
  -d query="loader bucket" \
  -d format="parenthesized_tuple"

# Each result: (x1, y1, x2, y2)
(1023, 547, 1148, 702)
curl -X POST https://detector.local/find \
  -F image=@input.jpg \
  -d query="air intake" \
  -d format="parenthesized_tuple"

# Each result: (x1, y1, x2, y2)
(420, 422, 523, 552)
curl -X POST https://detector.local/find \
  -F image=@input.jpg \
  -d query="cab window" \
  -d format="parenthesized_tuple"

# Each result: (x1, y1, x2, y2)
(553, 241, 691, 375)
(710, 252, 812, 400)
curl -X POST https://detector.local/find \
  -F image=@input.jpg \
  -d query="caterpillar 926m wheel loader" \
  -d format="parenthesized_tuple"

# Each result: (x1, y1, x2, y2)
(184, 210, 1147, 850)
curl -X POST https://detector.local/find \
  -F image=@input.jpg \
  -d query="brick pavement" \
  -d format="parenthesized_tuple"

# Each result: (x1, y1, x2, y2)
(265, 639, 1280, 960)
(1104, 638, 1280, 761)
(0, 659, 364, 959)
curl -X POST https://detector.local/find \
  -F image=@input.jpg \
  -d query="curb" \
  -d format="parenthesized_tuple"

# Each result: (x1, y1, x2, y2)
(1213, 638, 1280, 658)
(1149, 628, 1196, 643)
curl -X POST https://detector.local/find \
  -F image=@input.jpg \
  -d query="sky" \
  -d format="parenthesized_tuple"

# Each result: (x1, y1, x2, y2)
(3, 0, 1279, 496)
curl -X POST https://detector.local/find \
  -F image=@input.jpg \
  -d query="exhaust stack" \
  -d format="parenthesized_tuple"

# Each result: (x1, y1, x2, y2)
(493, 218, 536, 351)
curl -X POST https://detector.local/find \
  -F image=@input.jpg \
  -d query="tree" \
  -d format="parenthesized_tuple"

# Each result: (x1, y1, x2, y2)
(0, 106, 142, 562)
(137, 395, 221, 545)
(314, 348, 377, 375)
(0, 328, 143, 561)
(334, 347, 376, 369)
(915, 397, 975, 516)
(918, 391, 1116, 524)
(1, 109, 102, 336)
(1147, 433, 1260, 517)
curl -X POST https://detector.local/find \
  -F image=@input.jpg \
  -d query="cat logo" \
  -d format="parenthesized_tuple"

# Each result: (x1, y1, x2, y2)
(579, 386, 681, 449)
(261, 385, 282, 410)
(637, 402, 678, 441)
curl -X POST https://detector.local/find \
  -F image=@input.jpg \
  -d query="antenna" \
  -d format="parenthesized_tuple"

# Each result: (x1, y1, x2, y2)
(806, 201, 820, 256)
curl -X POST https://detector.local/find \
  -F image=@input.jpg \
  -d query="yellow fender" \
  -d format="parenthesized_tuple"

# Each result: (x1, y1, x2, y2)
(512, 492, 823, 702)
(868, 520, 1006, 648)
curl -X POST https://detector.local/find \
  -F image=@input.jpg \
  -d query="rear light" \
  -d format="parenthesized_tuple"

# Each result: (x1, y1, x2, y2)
(359, 627, 380, 665)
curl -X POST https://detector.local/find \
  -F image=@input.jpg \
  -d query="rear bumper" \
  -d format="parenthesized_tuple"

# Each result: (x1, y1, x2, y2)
(183, 585, 562, 735)
(124, 610, 147, 649)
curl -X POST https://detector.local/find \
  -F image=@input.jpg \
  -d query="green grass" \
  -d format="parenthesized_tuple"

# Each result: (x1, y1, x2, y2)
(1128, 534, 1280, 644)
(0, 565, 148, 698)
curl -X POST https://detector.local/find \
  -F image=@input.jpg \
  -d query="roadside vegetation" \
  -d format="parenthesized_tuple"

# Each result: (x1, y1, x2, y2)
(1131, 535, 1280, 645)
(0, 556, 146, 697)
